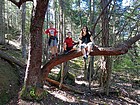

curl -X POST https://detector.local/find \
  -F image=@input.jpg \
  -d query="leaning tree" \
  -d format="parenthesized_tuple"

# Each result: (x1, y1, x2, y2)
(9, 0, 49, 100)
(8, 0, 140, 100)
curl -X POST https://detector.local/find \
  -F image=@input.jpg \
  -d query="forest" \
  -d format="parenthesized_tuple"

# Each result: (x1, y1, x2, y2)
(0, 0, 140, 105)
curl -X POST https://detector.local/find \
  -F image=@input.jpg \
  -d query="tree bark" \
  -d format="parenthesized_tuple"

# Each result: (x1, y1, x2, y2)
(100, 0, 110, 95)
(24, 0, 49, 88)
(21, 2, 27, 60)
(0, 0, 5, 44)
(9, 0, 49, 98)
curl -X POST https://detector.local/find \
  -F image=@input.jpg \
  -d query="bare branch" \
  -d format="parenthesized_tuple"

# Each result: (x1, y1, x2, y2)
(91, 0, 112, 33)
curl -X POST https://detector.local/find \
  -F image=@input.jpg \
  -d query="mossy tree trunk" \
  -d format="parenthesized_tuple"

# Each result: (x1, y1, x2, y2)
(22, 0, 49, 100)
(9, 0, 49, 100)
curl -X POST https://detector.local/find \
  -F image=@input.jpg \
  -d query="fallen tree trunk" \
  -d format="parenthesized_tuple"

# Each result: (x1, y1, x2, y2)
(45, 77, 84, 94)
(42, 34, 140, 79)
(0, 50, 26, 68)
(42, 34, 140, 89)
(42, 47, 125, 79)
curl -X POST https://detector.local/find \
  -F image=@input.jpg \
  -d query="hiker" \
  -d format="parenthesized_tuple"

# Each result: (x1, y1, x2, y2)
(44, 21, 58, 59)
(63, 32, 78, 54)
(79, 26, 94, 59)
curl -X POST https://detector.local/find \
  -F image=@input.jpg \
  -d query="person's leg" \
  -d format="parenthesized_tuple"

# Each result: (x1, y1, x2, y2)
(86, 42, 93, 56)
(53, 38, 58, 56)
(54, 46, 58, 56)
(81, 43, 87, 59)
(70, 45, 77, 51)
(50, 40, 55, 58)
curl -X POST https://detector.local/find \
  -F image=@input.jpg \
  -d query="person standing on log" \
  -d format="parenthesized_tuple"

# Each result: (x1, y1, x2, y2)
(44, 21, 58, 59)
(79, 26, 94, 60)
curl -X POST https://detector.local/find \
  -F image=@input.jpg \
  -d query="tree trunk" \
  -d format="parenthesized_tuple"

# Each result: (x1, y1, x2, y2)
(100, 0, 111, 95)
(20, 0, 49, 100)
(78, 0, 82, 28)
(9, 0, 49, 100)
(24, 0, 49, 87)
(0, 0, 5, 44)
(58, 0, 64, 52)
(21, 2, 27, 60)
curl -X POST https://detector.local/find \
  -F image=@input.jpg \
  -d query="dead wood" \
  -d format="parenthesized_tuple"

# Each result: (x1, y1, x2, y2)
(42, 46, 127, 79)
(42, 34, 140, 79)
(119, 96, 139, 105)
(0, 50, 26, 68)
(45, 77, 84, 94)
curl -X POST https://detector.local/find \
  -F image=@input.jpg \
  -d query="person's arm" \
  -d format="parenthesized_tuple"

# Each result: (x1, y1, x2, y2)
(90, 35, 99, 48)
(79, 31, 82, 40)
(90, 36, 94, 44)
(44, 29, 49, 35)
(63, 42, 67, 51)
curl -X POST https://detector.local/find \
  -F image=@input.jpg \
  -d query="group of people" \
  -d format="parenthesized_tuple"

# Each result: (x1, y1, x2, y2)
(44, 21, 95, 60)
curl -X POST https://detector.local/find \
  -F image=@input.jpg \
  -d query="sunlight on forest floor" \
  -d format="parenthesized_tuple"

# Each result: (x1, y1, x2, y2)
(43, 85, 78, 103)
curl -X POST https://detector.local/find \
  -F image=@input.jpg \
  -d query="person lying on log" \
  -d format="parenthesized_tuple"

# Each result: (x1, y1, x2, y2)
(63, 32, 79, 54)
(79, 26, 95, 60)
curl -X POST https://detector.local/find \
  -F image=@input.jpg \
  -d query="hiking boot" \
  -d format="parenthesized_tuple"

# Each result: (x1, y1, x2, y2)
(83, 55, 88, 60)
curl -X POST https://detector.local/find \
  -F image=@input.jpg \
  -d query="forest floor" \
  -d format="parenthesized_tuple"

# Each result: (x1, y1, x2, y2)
(14, 63, 140, 105)
(1, 42, 139, 105)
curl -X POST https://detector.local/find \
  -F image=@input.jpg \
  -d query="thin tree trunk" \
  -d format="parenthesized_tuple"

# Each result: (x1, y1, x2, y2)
(78, 0, 82, 28)
(0, 0, 5, 44)
(59, 0, 64, 53)
(21, 2, 27, 60)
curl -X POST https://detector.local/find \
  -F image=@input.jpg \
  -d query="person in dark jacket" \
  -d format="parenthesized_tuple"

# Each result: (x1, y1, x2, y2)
(79, 26, 94, 59)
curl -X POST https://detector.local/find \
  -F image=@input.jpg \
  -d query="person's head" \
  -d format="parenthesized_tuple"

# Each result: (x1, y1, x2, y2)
(67, 32, 72, 38)
(81, 26, 89, 35)
(49, 21, 54, 28)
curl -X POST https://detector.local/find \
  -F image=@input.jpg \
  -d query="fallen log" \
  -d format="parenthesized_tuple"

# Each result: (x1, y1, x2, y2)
(41, 34, 140, 91)
(0, 50, 26, 68)
(119, 96, 139, 105)
(42, 46, 128, 79)
(45, 77, 84, 94)
(42, 34, 140, 79)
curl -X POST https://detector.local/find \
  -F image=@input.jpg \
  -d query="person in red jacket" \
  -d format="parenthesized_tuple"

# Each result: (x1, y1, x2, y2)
(63, 32, 77, 54)
(45, 21, 58, 59)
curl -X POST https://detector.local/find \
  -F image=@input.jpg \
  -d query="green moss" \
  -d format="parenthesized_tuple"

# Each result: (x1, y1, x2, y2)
(0, 90, 11, 105)
(64, 72, 75, 85)
(0, 59, 19, 104)
(20, 86, 48, 101)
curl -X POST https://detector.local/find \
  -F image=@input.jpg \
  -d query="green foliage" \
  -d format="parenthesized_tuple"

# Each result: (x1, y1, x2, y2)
(48, 72, 58, 81)
(64, 72, 75, 85)
(113, 52, 140, 77)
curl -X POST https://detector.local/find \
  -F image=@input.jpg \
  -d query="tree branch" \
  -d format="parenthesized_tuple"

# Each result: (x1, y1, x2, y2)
(42, 34, 140, 79)
(91, 0, 112, 33)
(8, 0, 33, 8)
